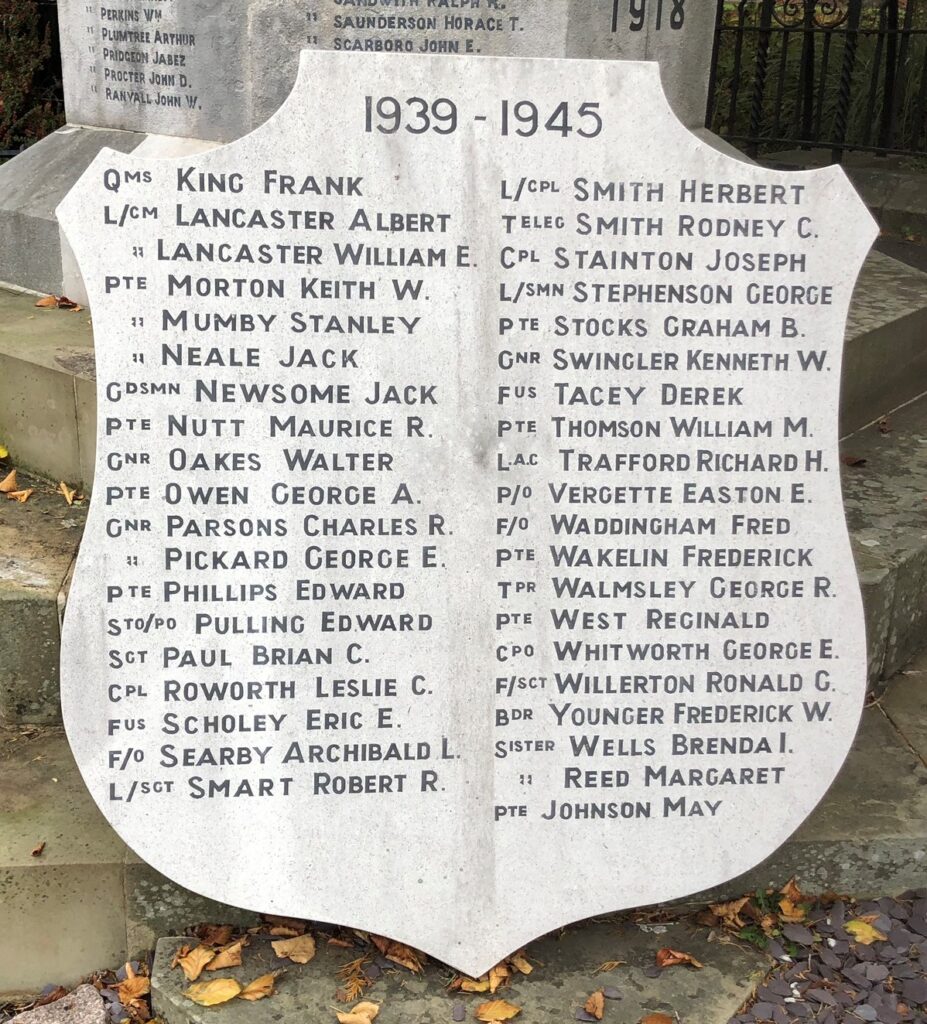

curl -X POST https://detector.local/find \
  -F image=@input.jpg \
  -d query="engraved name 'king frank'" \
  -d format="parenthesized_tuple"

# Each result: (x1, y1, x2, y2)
(57, 52, 878, 977)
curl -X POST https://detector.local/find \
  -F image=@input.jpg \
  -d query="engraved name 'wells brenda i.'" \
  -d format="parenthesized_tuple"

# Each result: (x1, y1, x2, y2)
(57, 52, 878, 977)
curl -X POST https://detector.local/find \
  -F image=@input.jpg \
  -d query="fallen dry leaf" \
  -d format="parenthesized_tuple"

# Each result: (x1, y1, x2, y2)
(0, 443, 8, 459)
(170, 945, 192, 969)
(475, 1000, 521, 1022)
(272, 933, 316, 964)
(194, 924, 234, 946)
(116, 976, 150, 1007)
(780, 878, 803, 904)
(335, 1001, 380, 1024)
(845, 918, 887, 945)
(779, 898, 807, 923)
(584, 990, 605, 1020)
(655, 948, 703, 970)
(594, 960, 626, 974)
(640, 1015, 674, 1024)
(878, 416, 892, 435)
(206, 939, 244, 971)
(56, 296, 79, 309)
(461, 977, 491, 993)
(841, 454, 867, 467)
(177, 945, 217, 981)
(8, 488, 34, 503)
(263, 914, 308, 934)
(328, 937, 354, 948)
(31, 841, 45, 857)
(239, 971, 280, 1001)
(709, 896, 750, 929)
(0, 469, 17, 492)
(510, 953, 533, 976)
(184, 978, 242, 1006)
(384, 941, 424, 973)
(489, 963, 510, 994)
(58, 481, 77, 506)
(35, 295, 58, 308)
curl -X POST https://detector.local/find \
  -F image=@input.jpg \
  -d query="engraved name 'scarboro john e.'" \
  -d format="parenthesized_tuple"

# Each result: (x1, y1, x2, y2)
(57, 52, 878, 976)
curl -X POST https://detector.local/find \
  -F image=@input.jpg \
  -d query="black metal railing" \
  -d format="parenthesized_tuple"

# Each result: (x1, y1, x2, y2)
(707, 0, 927, 160)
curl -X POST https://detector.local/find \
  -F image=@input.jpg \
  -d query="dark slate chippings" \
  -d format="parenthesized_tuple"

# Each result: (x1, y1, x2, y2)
(452, 1001, 465, 1022)
(730, 893, 927, 1024)
(574, 1010, 597, 1022)
(602, 986, 621, 1000)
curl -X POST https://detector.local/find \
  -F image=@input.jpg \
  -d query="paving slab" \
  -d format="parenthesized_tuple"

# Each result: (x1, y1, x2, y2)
(9, 986, 105, 1024)
(0, 730, 127, 995)
(151, 926, 767, 1024)
(0, 471, 86, 724)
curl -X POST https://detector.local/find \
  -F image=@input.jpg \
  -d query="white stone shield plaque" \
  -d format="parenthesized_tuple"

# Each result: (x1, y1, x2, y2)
(58, 53, 878, 976)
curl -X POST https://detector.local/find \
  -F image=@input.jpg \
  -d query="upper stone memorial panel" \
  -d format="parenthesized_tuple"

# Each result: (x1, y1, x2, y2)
(60, 0, 715, 141)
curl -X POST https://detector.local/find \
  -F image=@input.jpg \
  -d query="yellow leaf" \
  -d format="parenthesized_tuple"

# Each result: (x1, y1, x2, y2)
(475, 1000, 521, 1022)
(177, 945, 217, 981)
(584, 991, 605, 1020)
(272, 933, 316, 964)
(8, 488, 34, 503)
(58, 481, 76, 506)
(780, 877, 804, 904)
(184, 979, 242, 1005)
(779, 898, 807, 923)
(0, 469, 17, 493)
(461, 977, 490, 993)
(206, 940, 244, 971)
(335, 1003, 380, 1024)
(116, 977, 150, 1006)
(510, 954, 533, 976)
(846, 919, 887, 945)
(238, 972, 280, 1001)
(0, 444, 8, 458)
(34, 295, 58, 308)
(489, 964, 509, 994)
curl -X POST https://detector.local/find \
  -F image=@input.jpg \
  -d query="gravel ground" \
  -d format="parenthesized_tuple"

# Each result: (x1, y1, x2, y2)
(730, 890, 927, 1024)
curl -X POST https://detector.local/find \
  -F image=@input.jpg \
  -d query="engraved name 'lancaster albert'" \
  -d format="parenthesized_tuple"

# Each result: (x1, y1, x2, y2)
(58, 54, 875, 974)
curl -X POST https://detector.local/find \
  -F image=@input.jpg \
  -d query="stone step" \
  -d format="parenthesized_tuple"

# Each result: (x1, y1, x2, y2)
(150, 925, 766, 1024)
(0, 471, 86, 726)
(2, 663, 926, 997)
(3, 389, 927, 731)
(1, 250, 927, 491)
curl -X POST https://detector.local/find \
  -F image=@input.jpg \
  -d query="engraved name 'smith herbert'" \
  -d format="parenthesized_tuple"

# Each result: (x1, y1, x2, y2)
(57, 52, 877, 975)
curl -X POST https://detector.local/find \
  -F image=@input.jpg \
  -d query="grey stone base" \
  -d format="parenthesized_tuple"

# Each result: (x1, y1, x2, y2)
(150, 926, 766, 1024)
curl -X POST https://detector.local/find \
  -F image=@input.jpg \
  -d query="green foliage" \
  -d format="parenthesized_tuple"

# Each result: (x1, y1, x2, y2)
(0, 0, 63, 152)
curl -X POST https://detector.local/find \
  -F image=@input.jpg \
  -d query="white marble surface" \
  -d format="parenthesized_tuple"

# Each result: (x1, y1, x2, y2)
(58, 52, 877, 976)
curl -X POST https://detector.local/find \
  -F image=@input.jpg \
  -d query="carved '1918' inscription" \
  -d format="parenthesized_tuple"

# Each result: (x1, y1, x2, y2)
(58, 52, 877, 976)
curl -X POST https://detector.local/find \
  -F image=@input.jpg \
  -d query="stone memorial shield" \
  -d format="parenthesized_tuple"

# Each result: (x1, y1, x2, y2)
(58, 51, 878, 976)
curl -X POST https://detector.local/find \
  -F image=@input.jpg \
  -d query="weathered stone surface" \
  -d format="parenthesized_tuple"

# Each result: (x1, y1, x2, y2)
(151, 926, 767, 1024)
(0, 127, 141, 296)
(0, 730, 126, 994)
(10, 986, 106, 1024)
(59, 0, 716, 140)
(0, 473, 86, 724)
